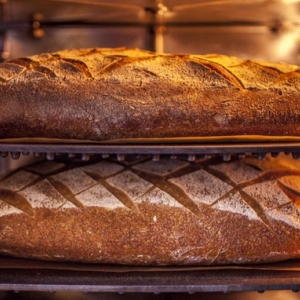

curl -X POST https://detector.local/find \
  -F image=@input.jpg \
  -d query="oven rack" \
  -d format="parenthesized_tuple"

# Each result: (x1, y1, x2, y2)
(1, 263, 300, 294)
(0, 142, 300, 161)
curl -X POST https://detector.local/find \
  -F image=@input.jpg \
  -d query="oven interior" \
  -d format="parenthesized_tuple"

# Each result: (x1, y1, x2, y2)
(1, 0, 300, 299)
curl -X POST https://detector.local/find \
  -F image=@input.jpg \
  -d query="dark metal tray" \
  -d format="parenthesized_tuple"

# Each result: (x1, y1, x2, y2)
(1, 266, 300, 293)
(1, 257, 300, 293)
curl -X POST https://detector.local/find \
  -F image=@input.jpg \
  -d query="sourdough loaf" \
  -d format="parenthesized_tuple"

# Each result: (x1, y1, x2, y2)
(0, 48, 300, 141)
(0, 154, 300, 265)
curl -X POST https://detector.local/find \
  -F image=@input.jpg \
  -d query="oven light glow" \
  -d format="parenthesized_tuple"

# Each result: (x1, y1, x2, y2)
(282, 0, 300, 3)
(274, 30, 299, 59)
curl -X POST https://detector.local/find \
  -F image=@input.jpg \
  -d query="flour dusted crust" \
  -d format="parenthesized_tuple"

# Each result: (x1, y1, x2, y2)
(1, 47, 300, 141)
(0, 155, 300, 265)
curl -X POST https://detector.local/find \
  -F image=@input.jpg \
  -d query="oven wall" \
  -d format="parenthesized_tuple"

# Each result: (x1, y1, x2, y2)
(1, 0, 300, 65)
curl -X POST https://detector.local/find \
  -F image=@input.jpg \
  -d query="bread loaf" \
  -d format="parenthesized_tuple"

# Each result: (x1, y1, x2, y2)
(1, 47, 300, 141)
(1, 154, 300, 265)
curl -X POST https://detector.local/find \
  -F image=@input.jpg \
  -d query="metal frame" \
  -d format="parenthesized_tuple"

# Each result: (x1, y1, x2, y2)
(0, 0, 9, 61)
(1, 267, 300, 293)
(1, 142, 300, 153)
(0, 142, 300, 161)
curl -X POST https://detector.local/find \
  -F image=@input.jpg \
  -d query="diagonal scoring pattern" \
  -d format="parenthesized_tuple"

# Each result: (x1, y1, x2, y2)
(0, 155, 299, 230)
(0, 47, 299, 89)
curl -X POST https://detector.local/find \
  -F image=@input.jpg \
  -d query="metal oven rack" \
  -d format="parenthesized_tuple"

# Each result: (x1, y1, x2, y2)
(1, 141, 300, 161)
(1, 262, 300, 294)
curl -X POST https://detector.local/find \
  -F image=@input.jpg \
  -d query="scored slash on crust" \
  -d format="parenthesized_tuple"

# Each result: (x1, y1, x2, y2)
(83, 169, 140, 214)
(0, 188, 34, 216)
(0, 155, 299, 230)
(0, 48, 296, 88)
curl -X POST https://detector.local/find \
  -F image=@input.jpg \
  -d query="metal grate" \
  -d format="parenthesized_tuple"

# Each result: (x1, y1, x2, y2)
(1, 263, 300, 293)
(0, 142, 300, 162)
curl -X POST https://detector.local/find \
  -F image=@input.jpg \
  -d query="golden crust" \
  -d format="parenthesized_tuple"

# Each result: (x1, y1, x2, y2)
(0, 48, 300, 140)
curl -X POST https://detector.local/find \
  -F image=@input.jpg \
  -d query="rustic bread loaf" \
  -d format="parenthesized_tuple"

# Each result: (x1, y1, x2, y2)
(0, 154, 300, 265)
(1, 47, 300, 141)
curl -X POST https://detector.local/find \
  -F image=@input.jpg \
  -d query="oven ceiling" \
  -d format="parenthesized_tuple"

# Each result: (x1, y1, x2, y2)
(6, 0, 300, 25)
